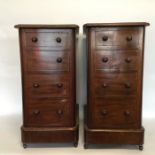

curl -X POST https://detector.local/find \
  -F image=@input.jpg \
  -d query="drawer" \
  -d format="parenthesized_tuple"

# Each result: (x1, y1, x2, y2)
(26, 51, 69, 72)
(94, 50, 139, 71)
(94, 27, 142, 50)
(90, 97, 140, 129)
(25, 98, 74, 127)
(22, 29, 72, 50)
(94, 73, 137, 96)
(25, 75, 70, 98)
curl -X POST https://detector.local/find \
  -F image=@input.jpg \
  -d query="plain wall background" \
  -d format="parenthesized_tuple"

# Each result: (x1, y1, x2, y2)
(0, 0, 155, 119)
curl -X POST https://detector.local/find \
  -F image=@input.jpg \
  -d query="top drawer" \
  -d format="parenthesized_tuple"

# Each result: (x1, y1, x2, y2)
(94, 27, 143, 50)
(22, 29, 72, 50)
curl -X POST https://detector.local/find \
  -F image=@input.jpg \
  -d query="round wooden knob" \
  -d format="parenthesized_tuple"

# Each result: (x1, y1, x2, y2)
(32, 37, 38, 43)
(101, 109, 107, 116)
(33, 83, 40, 88)
(56, 57, 63, 63)
(57, 83, 63, 88)
(102, 83, 108, 88)
(33, 110, 40, 115)
(56, 37, 62, 43)
(57, 109, 63, 115)
(126, 35, 132, 41)
(125, 58, 132, 63)
(124, 110, 130, 116)
(102, 57, 108, 63)
(102, 36, 108, 41)
(124, 82, 131, 88)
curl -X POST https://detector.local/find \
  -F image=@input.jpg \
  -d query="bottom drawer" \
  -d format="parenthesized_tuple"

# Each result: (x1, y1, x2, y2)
(89, 97, 140, 129)
(25, 98, 74, 127)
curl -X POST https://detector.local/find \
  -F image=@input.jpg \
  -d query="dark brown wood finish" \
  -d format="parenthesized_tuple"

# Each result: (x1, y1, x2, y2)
(15, 24, 79, 148)
(84, 22, 149, 150)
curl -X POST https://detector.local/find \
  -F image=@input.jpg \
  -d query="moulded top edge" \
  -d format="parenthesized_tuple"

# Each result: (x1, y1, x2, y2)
(83, 22, 150, 32)
(14, 24, 79, 31)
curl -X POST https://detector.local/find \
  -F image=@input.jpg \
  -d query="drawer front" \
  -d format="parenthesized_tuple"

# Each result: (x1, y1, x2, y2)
(90, 97, 140, 129)
(93, 73, 137, 97)
(25, 75, 70, 98)
(94, 50, 139, 71)
(23, 29, 72, 50)
(25, 98, 74, 127)
(26, 51, 69, 72)
(94, 27, 142, 50)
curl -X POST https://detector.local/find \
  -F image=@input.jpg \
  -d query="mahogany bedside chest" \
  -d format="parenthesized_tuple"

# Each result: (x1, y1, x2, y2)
(83, 22, 149, 150)
(15, 24, 79, 148)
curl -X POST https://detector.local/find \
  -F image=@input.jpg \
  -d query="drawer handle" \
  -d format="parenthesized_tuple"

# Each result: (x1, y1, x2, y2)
(32, 37, 38, 43)
(33, 83, 40, 88)
(56, 37, 62, 43)
(33, 110, 40, 115)
(57, 57, 63, 63)
(124, 82, 131, 88)
(124, 110, 130, 116)
(102, 83, 108, 88)
(57, 83, 63, 88)
(102, 57, 108, 63)
(57, 109, 63, 115)
(102, 36, 108, 41)
(125, 58, 132, 63)
(126, 35, 132, 41)
(101, 109, 107, 116)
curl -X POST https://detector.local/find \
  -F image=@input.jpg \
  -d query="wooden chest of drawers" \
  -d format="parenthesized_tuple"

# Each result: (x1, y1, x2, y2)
(83, 22, 149, 149)
(15, 25, 79, 148)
